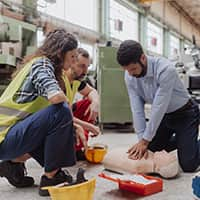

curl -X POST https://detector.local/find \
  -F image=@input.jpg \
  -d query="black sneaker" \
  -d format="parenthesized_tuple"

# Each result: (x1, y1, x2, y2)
(0, 161, 34, 188)
(39, 169, 73, 196)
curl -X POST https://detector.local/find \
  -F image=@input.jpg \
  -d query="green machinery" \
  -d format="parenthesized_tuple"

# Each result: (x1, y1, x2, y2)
(0, 0, 38, 95)
(97, 47, 132, 127)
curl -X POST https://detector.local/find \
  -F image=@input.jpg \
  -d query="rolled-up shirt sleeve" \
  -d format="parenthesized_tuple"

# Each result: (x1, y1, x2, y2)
(143, 66, 176, 141)
(31, 58, 62, 99)
(125, 73, 146, 141)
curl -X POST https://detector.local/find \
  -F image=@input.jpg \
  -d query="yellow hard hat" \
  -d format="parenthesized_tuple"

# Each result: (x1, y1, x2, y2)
(85, 143, 108, 163)
(43, 178, 96, 200)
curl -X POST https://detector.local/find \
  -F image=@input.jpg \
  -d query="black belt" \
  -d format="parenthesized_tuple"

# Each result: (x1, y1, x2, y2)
(169, 99, 193, 115)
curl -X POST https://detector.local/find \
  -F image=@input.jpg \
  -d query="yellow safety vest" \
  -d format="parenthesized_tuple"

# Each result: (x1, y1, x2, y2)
(0, 57, 50, 143)
(62, 73, 81, 105)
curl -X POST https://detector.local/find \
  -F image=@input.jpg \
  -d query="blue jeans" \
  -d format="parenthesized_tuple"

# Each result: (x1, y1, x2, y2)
(0, 103, 76, 172)
(149, 99, 200, 172)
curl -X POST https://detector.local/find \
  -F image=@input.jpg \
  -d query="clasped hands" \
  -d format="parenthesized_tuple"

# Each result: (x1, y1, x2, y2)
(127, 139, 149, 160)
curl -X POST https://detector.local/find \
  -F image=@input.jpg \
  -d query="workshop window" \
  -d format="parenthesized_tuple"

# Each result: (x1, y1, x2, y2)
(109, 0, 138, 41)
(147, 21, 163, 55)
(37, 29, 45, 47)
(38, 0, 98, 31)
(184, 42, 191, 55)
(9, 47, 14, 56)
(169, 34, 180, 60)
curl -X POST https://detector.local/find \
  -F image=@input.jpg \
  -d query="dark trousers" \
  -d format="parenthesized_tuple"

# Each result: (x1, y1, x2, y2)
(148, 99, 200, 172)
(0, 103, 76, 172)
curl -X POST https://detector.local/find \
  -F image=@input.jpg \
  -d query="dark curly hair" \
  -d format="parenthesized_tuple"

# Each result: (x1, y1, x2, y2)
(21, 28, 78, 91)
(117, 40, 144, 66)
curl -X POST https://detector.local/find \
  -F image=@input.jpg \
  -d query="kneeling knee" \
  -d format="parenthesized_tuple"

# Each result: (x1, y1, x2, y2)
(180, 162, 198, 172)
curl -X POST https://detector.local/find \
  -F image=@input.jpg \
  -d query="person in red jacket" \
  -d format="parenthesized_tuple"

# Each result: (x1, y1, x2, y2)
(63, 48, 100, 160)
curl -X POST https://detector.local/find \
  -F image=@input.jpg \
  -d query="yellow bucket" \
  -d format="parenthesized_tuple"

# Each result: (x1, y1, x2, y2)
(45, 178, 96, 200)
(85, 144, 108, 163)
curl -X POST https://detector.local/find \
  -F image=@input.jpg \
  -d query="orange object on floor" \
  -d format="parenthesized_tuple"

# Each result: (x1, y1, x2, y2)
(99, 172, 163, 196)
(85, 144, 108, 163)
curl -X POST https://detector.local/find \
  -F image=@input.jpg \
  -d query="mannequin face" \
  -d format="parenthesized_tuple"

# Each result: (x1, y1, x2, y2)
(153, 150, 179, 178)
(153, 150, 176, 168)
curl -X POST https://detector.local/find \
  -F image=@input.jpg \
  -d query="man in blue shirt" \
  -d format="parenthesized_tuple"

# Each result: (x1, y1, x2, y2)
(117, 40, 200, 172)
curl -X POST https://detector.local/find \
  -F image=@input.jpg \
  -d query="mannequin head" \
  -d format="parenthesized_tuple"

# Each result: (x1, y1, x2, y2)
(102, 147, 179, 179)
(153, 150, 179, 178)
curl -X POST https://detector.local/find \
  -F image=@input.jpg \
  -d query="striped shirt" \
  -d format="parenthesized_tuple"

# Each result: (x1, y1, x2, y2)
(13, 57, 61, 103)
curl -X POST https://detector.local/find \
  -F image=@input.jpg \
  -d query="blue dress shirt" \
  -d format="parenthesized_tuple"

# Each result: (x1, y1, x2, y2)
(125, 56, 190, 141)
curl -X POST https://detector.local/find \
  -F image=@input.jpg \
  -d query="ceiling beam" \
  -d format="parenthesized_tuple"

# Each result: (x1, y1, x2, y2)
(168, 0, 200, 30)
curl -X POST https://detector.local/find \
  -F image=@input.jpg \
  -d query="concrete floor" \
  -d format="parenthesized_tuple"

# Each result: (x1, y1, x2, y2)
(0, 132, 197, 200)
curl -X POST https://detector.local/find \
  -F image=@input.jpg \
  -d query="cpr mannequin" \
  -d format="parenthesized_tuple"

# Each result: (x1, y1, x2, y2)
(102, 147, 179, 179)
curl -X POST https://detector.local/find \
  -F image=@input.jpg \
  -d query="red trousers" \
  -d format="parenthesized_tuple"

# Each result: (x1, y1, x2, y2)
(73, 99, 94, 151)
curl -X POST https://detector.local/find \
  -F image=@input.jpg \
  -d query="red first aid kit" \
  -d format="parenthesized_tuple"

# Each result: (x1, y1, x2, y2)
(99, 172, 163, 196)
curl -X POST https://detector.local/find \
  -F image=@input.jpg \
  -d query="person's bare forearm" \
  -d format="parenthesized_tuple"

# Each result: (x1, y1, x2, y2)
(48, 91, 69, 104)
(88, 89, 99, 104)
(73, 117, 101, 137)
(73, 117, 92, 129)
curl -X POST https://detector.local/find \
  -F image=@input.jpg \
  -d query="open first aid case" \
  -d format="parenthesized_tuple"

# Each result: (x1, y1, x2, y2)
(99, 172, 163, 196)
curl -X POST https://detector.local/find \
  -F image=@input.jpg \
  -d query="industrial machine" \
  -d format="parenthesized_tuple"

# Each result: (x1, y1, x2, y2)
(97, 46, 132, 128)
(0, 0, 38, 95)
(176, 36, 200, 103)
